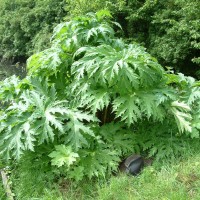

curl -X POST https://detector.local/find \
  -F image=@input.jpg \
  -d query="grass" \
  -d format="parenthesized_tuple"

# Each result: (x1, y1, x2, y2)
(0, 181, 6, 200)
(97, 154, 200, 200)
(97, 155, 200, 200)
(97, 163, 200, 200)
(1, 153, 200, 199)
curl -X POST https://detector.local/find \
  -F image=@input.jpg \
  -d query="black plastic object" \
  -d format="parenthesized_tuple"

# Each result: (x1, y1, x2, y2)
(119, 154, 144, 176)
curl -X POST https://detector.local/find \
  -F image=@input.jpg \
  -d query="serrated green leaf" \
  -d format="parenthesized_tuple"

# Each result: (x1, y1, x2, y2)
(49, 145, 79, 167)
(113, 95, 142, 126)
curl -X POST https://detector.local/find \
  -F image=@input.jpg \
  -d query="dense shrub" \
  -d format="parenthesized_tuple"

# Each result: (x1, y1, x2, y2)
(0, 0, 67, 61)
(0, 11, 200, 181)
(126, 0, 200, 76)
(65, 0, 125, 17)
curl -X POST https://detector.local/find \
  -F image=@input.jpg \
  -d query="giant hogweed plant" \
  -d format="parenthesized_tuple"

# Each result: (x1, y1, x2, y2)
(0, 11, 200, 180)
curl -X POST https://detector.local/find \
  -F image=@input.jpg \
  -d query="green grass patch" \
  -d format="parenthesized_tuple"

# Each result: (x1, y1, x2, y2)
(0, 181, 6, 200)
(98, 155, 200, 200)
(9, 153, 200, 200)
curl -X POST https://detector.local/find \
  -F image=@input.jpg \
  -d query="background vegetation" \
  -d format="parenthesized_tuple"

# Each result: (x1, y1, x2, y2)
(66, 0, 200, 77)
(0, 0, 67, 62)
(0, 0, 199, 76)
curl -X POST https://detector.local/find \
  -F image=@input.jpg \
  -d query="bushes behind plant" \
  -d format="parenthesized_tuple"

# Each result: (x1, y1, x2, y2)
(0, 0, 67, 61)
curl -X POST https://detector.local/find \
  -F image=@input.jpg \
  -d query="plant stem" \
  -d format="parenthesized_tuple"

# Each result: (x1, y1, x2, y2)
(103, 107, 108, 124)
(0, 169, 14, 200)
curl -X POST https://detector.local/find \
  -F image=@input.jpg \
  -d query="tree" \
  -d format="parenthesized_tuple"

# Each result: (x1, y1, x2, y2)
(0, 0, 67, 61)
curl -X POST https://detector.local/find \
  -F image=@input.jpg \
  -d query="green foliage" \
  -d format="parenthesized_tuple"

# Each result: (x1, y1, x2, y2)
(49, 145, 79, 167)
(1, 0, 199, 78)
(134, 120, 199, 161)
(124, 0, 200, 76)
(66, 0, 200, 76)
(0, 0, 199, 80)
(65, 0, 125, 17)
(0, 0, 67, 61)
(0, 11, 200, 181)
